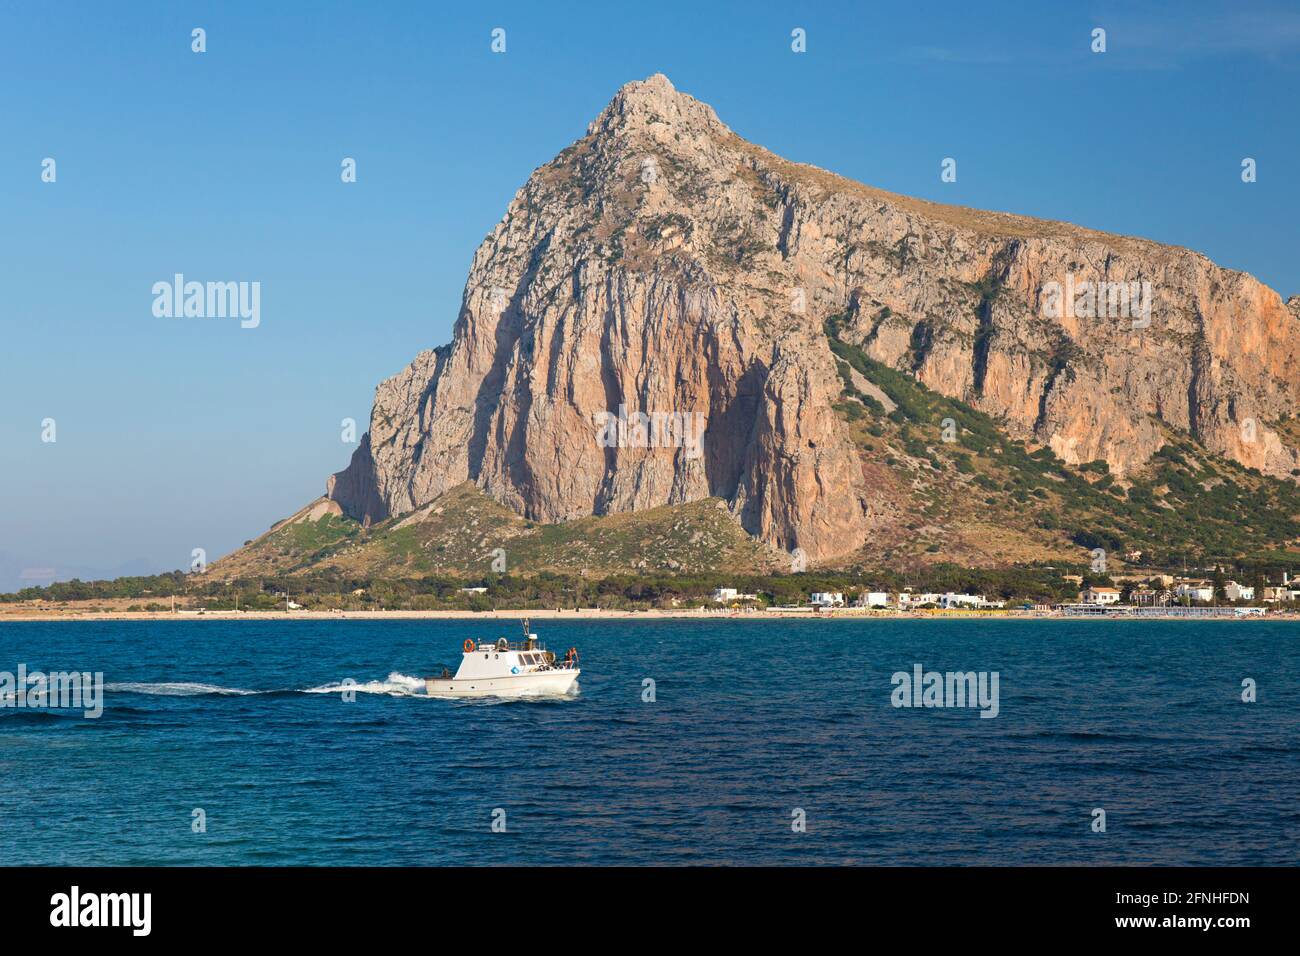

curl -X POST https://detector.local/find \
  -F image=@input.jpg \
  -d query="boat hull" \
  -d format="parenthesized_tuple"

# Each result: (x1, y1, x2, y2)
(424, 668, 580, 698)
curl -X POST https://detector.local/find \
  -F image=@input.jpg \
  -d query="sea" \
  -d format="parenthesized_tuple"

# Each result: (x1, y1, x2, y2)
(1, 618, 1296, 865)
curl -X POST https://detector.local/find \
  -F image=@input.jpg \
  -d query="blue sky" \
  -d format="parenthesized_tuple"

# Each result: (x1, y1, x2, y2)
(1, 0, 1297, 590)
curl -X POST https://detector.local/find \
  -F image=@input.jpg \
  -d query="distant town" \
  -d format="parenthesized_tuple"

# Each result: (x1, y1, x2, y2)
(708, 572, 1300, 619)
(5, 563, 1300, 621)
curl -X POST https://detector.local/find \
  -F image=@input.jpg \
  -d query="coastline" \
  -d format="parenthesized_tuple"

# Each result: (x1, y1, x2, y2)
(1, 606, 1292, 623)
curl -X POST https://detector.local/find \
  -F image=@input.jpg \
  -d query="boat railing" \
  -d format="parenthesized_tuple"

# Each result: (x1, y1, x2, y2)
(475, 639, 547, 652)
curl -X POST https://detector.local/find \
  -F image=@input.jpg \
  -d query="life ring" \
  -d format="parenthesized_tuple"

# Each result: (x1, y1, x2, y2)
(463, 639, 476, 653)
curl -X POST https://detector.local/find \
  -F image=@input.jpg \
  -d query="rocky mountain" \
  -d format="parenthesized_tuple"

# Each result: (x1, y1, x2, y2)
(321, 74, 1300, 567)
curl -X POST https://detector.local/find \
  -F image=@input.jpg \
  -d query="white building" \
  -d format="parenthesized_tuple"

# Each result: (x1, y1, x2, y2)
(856, 591, 892, 608)
(1224, 582, 1255, 602)
(1081, 587, 1121, 605)
(712, 587, 757, 603)
(1175, 582, 1214, 602)
(937, 592, 1005, 609)
(809, 592, 845, 607)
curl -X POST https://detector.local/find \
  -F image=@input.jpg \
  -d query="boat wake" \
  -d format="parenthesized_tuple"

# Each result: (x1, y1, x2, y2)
(303, 672, 427, 697)
(102, 672, 577, 702)
(100, 674, 425, 698)
(104, 681, 262, 696)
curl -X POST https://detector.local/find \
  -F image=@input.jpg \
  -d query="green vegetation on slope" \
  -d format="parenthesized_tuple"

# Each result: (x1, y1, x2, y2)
(826, 315, 1300, 568)
(210, 483, 777, 582)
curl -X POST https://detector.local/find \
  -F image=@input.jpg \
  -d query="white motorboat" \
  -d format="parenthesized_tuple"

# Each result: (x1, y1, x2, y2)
(424, 620, 580, 698)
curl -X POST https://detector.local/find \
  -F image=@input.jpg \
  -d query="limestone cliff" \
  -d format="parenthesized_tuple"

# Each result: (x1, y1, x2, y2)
(328, 74, 1300, 563)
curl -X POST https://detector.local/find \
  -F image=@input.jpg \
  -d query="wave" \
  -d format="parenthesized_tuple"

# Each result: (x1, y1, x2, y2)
(0, 708, 86, 722)
(303, 672, 427, 697)
(104, 681, 264, 697)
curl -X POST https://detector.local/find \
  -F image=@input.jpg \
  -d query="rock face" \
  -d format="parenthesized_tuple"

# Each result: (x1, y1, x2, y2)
(330, 73, 1300, 562)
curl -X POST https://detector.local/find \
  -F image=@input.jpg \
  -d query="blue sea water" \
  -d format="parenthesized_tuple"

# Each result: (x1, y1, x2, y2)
(0, 618, 1296, 866)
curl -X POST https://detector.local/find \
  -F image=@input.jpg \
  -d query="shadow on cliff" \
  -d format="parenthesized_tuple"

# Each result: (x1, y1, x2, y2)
(465, 234, 551, 506)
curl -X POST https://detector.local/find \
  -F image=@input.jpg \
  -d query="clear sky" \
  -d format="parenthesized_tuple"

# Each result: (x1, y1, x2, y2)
(2, 0, 1297, 591)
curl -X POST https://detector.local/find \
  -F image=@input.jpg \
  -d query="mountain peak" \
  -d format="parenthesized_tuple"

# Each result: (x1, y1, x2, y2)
(628, 72, 675, 94)
(587, 72, 728, 140)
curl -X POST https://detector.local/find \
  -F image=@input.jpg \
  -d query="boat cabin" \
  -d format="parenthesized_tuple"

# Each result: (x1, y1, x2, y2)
(453, 631, 576, 681)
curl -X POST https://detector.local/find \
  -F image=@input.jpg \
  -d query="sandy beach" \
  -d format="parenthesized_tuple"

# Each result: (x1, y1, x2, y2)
(0, 605, 906, 622)
(1, 603, 1290, 623)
